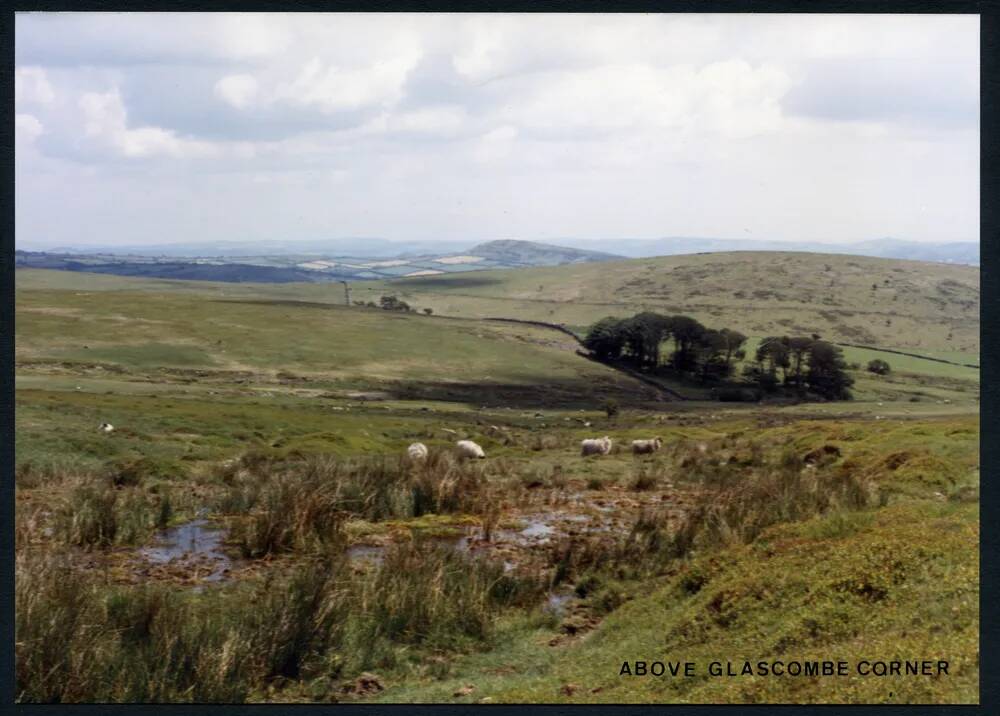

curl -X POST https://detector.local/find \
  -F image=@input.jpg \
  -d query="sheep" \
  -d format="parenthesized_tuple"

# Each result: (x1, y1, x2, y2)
(456, 439, 486, 459)
(407, 442, 428, 460)
(631, 437, 663, 455)
(580, 436, 612, 457)
(99, 423, 114, 434)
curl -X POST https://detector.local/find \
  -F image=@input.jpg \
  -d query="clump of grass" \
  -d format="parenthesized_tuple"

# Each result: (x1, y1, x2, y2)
(528, 434, 559, 452)
(229, 471, 347, 558)
(16, 540, 544, 703)
(629, 466, 660, 491)
(54, 477, 166, 548)
(219, 451, 498, 532)
(60, 480, 118, 547)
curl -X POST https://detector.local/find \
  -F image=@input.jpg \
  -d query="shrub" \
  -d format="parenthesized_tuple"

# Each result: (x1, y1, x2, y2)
(867, 359, 891, 375)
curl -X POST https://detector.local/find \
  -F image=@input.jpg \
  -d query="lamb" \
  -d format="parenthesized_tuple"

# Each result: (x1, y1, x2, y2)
(580, 436, 612, 456)
(407, 442, 428, 460)
(456, 439, 486, 459)
(99, 422, 114, 434)
(631, 437, 663, 455)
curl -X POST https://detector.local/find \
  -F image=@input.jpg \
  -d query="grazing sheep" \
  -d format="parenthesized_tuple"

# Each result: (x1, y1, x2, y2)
(580, 436, 612, 457)
(407, 442, 428, 460)
(456, 439, 486, 459)
(99, 422, 114, 434)
(631, 437, 663, 455)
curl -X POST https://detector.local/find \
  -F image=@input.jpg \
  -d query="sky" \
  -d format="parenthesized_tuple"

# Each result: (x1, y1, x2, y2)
(15, 13, 980, 250)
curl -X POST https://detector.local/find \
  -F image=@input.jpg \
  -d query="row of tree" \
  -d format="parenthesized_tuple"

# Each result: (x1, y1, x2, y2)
(582, 313, 748, 382)
(744, 335, 854, 399)
(583, 313, 854, 400)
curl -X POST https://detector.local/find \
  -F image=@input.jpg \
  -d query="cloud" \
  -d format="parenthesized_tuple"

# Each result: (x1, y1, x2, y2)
(784, 57, 978, 129)
(494, 60, 790, 140)
(79, 89, 220, 159)
(15, 113, 44, 143)
(276, 54, 421, 113)
(15, 66, 55, 105)
(14, 13, 979, 248)
(215, 74, 259, 109)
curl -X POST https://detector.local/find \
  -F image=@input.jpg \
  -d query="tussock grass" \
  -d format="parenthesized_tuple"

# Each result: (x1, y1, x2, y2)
(15, 539, 545, 703)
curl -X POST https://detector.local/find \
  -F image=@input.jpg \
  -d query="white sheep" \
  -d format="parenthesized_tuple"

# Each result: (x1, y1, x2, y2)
(580, 436, 612, 457)
(631, 437, 663, 455)
(99, 423, 114, 434)
(456, 439, 486, 459)
(407, 442, 429, 460)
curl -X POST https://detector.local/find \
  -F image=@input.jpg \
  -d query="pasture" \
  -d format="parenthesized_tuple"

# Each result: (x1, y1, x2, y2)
(14, 265, 979, 704)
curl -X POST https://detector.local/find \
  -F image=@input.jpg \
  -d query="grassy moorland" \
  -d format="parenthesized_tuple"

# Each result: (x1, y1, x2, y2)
(14, 265, 979, 704)
(362, 252, 980, 356)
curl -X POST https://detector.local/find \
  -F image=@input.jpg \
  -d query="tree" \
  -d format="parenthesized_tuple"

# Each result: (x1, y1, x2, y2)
(666, 315, 705, 372)
(583, 317, 627, 361)
(755, 337, 790, 385)
(631, 312, 672, 368)
(693, 328, 731, 382)
(718, 328, 748, 373)
(867, 359, 891, 375)
(806, 341, 854, 400)
(785, 336, 814, 391)
(379, 295, 411, 312)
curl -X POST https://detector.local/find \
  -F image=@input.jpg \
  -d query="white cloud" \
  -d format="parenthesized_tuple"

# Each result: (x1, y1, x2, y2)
(15, 113, 44, 143)
(15, 66, 55, 105)
(215, 74, 259, 109)
(499, 60, 791, 139)
(79, 89, 218, 158)
(276, 53, 421, 113)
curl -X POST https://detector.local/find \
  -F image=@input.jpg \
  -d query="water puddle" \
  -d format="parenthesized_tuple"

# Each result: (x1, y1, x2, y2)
(544, 589, 575, 617)
(138, 519, 232, 583)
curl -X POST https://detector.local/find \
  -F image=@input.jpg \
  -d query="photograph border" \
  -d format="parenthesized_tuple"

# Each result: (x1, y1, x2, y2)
(2, 1, 994, 713)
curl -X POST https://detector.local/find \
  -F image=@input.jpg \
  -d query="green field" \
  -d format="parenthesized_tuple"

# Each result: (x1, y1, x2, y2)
(14, 263, 979, 704)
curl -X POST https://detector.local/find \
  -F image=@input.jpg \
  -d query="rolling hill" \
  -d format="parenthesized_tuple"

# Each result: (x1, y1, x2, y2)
(356, 251, 979, 355)
(14, 268, 661, 412)
(13, 240, 623, 284)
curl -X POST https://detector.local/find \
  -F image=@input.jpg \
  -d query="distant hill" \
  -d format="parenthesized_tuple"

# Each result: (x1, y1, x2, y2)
(555, 237, 979, 266)
(14, 240, 624, 284)
(27, 236, 978, 266)
(363, 251, 980, 354)
(467, 240, 623, 266)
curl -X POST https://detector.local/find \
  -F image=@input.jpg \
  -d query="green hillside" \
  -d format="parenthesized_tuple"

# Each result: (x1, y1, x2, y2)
(356, 252, 978, 355)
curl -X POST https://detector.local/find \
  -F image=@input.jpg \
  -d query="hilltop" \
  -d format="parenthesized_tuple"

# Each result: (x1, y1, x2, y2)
(360, 251, 979, 355)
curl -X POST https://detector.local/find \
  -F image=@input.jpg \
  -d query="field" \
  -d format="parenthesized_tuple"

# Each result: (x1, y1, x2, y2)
(13, 259, 980, 704)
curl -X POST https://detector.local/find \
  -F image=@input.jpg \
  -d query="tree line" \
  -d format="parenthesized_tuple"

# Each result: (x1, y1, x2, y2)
(583, 313, 854, 400)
